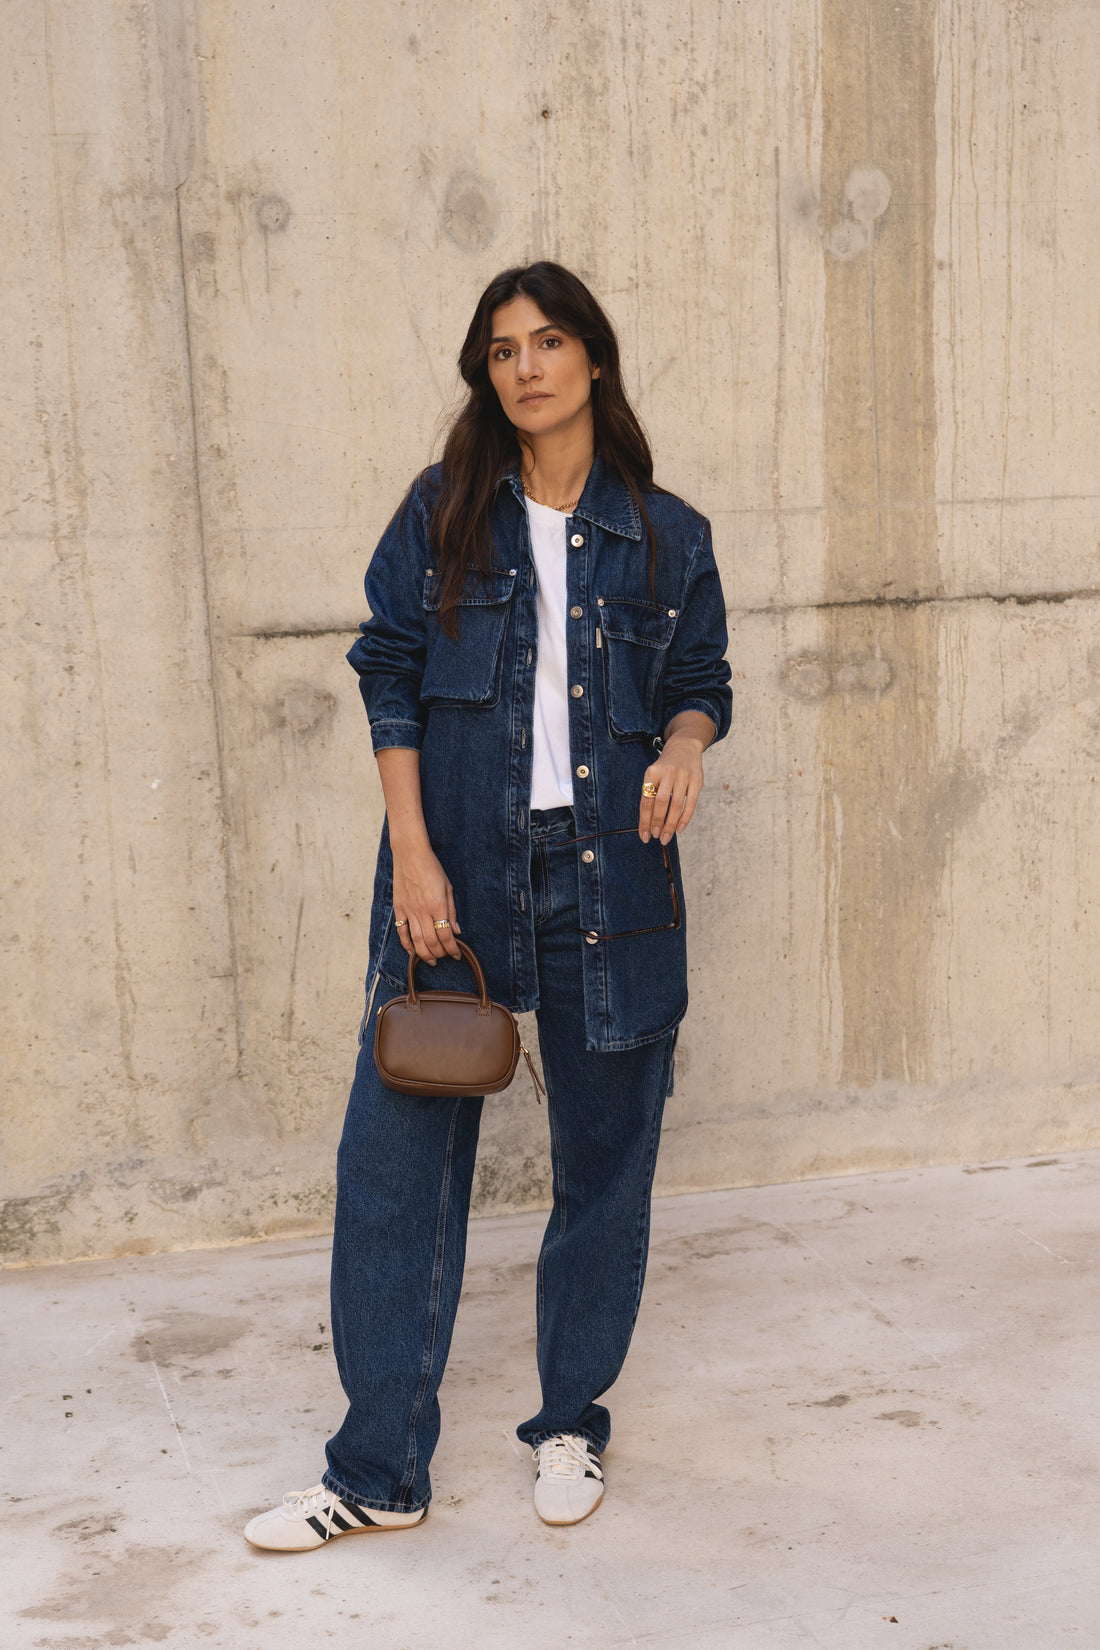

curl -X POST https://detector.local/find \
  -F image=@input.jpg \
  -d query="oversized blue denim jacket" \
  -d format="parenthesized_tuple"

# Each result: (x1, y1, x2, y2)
(347, 454, 732, 1052)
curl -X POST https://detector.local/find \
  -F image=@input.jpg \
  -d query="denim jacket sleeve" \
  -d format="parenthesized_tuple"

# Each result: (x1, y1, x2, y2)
(659, 518, 733, 743)
(346, 481, 429, 753)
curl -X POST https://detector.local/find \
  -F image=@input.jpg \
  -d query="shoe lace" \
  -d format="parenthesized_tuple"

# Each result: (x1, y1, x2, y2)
(533, 1435, 603, 1481)
(283, 1484, 339, 1532)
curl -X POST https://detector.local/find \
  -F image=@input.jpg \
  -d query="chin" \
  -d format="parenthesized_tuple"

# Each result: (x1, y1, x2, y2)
(512, 412, 551, 437)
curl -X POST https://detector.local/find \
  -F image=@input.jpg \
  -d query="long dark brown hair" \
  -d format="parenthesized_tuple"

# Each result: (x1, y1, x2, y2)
(426, 262, 661, 635)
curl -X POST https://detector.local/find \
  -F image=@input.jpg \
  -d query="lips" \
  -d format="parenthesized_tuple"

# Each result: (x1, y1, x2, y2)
(518, 392, 550, 404)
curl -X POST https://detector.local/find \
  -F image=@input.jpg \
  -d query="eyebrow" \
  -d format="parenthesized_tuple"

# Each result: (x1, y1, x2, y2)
(489, 323, 559, 344)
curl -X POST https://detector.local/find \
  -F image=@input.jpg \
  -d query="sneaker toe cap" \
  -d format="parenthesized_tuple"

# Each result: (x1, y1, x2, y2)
(243, 1506, 319, 1550)
(534, 1476, 604, 1525)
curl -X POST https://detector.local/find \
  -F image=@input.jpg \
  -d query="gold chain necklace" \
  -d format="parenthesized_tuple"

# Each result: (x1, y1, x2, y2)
(522, 477, 580, 514)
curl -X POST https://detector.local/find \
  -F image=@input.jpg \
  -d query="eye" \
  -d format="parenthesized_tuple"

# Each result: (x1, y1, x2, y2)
(540, 335, 562, 349)
(492, 346, 514, 362)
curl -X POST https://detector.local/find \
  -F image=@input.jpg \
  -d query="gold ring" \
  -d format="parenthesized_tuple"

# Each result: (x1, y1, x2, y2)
(433, 918, 450, 930)
(394, 917, 408, 928)
(641, 782, 659, 798)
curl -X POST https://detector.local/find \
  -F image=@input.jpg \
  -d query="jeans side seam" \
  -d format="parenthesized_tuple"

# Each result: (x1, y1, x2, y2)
(536, 1075, 569, 1343)
(400, 1099, 461, 1500)
(628, 1038, 672, 1327)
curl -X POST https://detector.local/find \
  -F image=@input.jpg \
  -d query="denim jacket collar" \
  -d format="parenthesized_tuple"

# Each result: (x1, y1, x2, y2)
(501, 451, 643, 541)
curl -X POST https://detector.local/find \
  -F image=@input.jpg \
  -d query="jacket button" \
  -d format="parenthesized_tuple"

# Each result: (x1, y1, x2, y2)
(584, 933, 599, 945)
(570, 605, 583, 619)
(570, 685, 584, 698)
(668, 608, 677, 617)
(597, 597, 605, 607)
(570, 533, 584, 547)
(575, 764, 589, 779)
(581, 849, 595, 864)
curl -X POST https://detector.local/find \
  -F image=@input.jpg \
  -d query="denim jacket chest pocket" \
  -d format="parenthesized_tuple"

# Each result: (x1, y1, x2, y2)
(597, 595, 678, 739)
(420, 568, 518, 705)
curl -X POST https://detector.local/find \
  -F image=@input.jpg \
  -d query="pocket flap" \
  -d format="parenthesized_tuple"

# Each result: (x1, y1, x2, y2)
(597, 597, 676, 649)
(423, 567, 518, 612)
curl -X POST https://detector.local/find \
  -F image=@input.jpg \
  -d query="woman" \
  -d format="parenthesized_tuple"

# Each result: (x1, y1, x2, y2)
(244, 262, 731, 1548)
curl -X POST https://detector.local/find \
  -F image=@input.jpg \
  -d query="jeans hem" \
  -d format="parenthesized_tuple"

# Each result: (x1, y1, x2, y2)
(321, 1469, 430, 1516)
(518, 1427, 607, 1455)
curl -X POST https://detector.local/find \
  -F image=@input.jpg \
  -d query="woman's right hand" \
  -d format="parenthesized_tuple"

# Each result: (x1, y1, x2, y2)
(391, 840, 462, 966)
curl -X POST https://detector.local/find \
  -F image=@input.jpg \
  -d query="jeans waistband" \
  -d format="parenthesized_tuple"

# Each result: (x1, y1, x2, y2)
(529, 806, 575, 841)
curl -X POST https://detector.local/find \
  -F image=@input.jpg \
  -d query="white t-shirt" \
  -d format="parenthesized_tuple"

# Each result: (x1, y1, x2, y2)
(525, 496, 574, 810)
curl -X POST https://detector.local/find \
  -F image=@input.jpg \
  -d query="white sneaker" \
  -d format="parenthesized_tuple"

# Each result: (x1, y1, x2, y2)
(532, 1435, 604, 1525)
(244, 1483, 426, 1550)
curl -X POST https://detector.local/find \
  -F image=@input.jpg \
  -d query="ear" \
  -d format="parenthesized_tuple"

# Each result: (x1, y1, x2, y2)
(591, 363, 600, 379)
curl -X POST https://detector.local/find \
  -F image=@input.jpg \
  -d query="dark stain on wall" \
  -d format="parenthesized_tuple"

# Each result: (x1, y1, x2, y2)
(820, 0, 942, 1085)
(441, 170, 498, 251)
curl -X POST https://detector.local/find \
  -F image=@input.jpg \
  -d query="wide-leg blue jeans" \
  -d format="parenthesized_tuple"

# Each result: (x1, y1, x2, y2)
(323, 807, 675, 1513)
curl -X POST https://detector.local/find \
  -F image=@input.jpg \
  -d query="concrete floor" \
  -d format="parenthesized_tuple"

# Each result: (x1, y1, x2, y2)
(3, 1151, 1099, 1650)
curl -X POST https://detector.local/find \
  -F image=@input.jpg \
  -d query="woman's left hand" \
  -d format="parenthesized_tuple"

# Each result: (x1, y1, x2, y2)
(638, 712, 716, 844)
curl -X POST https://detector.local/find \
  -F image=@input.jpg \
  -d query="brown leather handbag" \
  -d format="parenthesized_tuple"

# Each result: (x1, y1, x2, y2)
(374, 939, 545, 1100)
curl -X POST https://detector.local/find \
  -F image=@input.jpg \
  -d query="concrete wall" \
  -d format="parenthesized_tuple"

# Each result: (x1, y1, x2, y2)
(4, 0, 1099, 1264)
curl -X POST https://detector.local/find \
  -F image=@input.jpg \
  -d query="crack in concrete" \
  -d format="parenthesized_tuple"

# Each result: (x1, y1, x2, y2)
(237, 586, 1100, 643)
(732, 586, 1100, 619)
(174, 183, 245, 1077)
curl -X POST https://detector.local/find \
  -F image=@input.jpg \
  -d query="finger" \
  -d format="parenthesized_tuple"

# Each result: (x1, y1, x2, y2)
(434, 915, 461, 960)
(656, 775, 690, 842)
(447, 886, 461, 936)
(408, 914, 440, 965)
(638, 766, 662, 841)
(648, 774, 677, 842)
(393, 913, 414, 955)
(422, 922, 448, 960)
(658, 785, 688, 844)
(439, 892, 461, 958)
(675, 779, 703, 835)
(422, 910, 451, 959)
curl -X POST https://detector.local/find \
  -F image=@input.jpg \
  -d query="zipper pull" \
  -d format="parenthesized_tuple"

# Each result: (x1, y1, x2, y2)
(520, 1042, 546, 1104)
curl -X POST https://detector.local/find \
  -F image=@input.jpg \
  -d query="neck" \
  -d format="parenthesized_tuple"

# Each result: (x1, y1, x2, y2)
(519, 421, 595, 511)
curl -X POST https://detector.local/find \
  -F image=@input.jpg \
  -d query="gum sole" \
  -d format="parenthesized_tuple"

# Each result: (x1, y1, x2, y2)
(535, 1495, 604, 1527)
(244, 1512, 427, 1550)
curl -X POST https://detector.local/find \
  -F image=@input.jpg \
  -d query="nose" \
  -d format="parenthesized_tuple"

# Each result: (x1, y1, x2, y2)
(516, 343, 542, 382)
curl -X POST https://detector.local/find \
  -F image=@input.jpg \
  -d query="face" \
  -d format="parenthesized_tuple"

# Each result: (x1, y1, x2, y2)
(486, 295, 599, 444)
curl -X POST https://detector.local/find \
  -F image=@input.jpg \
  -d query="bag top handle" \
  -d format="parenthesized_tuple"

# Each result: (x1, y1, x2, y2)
(406, 938, 491, 1013)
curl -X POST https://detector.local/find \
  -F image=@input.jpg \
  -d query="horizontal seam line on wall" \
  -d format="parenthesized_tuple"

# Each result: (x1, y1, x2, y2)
(233, 587, 1100, 639)
(231, 626, 358, 639)
(709, 491, 1100, 518)
(731, 588, 1100, 618)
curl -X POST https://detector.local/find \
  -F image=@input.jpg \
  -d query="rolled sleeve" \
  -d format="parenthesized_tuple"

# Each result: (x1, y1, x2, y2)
(364, 716, 425, 754)
(660, 520, 733, 743)
(346, 481, 430, 752)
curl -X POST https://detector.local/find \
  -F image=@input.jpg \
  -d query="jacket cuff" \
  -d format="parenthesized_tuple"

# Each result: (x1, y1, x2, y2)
(369, 718, 425, 754)
(663, 700, 725, 742)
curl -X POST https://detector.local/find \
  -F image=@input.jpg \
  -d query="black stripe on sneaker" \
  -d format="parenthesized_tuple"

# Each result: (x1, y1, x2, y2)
(306, 1515, 332, 1539)
(327, 1508, 356, 1532)
(339, 1503, 378, 1529)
